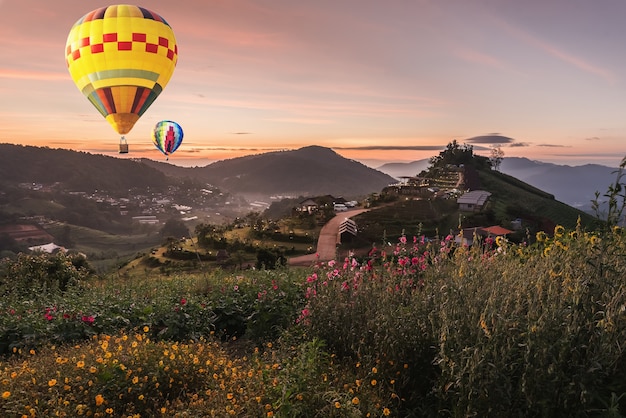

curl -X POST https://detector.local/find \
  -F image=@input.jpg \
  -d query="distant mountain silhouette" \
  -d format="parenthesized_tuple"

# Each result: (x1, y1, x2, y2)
(500, 158, 619, 211)
(143, 145, 396, 198)
(376, 156, 620, 212)
(376, 159, 431, 179)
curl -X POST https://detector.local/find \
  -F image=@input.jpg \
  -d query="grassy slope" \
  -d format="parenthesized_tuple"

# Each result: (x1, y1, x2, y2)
(479, 170, 599, 229)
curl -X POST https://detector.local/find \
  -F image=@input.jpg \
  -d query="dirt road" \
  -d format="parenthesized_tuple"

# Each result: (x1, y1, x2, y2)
(288, 208, 370, 267)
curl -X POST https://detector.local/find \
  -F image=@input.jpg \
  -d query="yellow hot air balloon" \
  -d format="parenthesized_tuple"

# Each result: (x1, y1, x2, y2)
(65, 4, 178, 152)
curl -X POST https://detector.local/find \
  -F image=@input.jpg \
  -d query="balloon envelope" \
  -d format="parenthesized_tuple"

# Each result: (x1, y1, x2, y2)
(152, 120, 183, 157)
(65, 5, 178, 135)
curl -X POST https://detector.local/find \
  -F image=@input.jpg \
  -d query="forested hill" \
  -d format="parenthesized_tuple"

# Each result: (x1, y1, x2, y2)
(142, 145, 397, 197)
(0, 144, 396, 198)
(0, 143, 175, 193)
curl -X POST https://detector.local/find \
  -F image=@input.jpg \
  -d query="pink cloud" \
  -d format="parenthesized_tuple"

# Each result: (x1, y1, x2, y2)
(495, 18, 615, 83)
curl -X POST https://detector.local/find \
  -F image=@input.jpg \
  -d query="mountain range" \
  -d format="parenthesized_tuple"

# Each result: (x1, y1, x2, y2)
(1, 143, 619, 213)
(140, 145, 396, 198)
(0, 144, 395, 200)
(377, 157, 621, 212)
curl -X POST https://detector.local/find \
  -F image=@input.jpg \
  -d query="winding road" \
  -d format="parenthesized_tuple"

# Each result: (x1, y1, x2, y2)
(288, 208, 370, 267)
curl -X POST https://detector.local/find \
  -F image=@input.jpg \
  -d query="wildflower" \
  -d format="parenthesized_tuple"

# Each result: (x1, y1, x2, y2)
(95, 394, 105, 406)
(2, 391, 10, 399)
(77, 361, 85, 368)
(536, 231, 547, 242)
(227, 393, 234, 400)
(106, 408, 113, 415)
(143, 326, 150, 333)
(352, 397, 360, 405)
(371, 379, 377, 386)
(554, 225, 565, 237)
(383, 407, 391, 416)
(335, 401, 341, 409)
(81, 315, 95, 325)
(372, 366, 378, 374)
(48, 379, 57, 387)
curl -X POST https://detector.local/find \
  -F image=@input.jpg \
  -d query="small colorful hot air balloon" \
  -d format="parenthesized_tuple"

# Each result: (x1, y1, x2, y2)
(65, 4, 178, 153)
(152, 120, 183, 160)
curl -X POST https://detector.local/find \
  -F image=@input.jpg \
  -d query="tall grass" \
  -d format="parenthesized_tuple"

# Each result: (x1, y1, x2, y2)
(1, 221, 626, 416)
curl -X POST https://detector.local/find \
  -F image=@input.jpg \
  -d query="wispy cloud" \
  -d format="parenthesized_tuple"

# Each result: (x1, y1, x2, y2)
(465, 134, 515, 144)
(455, 48, 507, 70)
(537, 143, 572, 148)
(495, 18, 615, 83)
(333, 145, 444, 151)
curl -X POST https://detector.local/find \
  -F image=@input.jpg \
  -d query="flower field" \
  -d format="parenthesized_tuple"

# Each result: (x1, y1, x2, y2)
(1, 216, 626, 416)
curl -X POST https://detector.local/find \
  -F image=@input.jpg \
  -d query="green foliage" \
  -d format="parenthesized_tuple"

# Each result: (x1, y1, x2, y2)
(160, 218, 189, 239)
(0, 252, 93, 296)
(1, 161, 626, 416)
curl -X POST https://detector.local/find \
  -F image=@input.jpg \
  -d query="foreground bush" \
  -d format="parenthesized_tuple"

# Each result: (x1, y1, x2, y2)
(303, 224, 626, 416)
(1, 222, 626, 416)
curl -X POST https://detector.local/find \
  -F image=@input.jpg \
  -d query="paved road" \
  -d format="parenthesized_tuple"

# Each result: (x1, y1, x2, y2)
(288, 208, 370, 266)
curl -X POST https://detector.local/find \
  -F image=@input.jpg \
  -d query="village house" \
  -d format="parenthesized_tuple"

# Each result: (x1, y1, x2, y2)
(457, 190, 492, 212)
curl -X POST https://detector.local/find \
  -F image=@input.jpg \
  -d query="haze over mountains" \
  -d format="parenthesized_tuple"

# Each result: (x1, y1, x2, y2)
(0, 143, 619, 214)
(376, 157, 621, 213)
(0, 144, 395, 200)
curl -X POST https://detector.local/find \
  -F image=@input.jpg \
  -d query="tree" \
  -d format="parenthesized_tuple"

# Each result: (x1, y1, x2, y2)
(490, 146, 505, 171)
(160, 218, 189, 240)
(429, 140, 476, 168)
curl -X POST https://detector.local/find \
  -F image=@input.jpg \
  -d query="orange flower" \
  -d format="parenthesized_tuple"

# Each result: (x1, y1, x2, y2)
(95, 394, 104, 406)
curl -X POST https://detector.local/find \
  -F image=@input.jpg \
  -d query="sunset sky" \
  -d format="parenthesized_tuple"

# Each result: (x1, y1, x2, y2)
(1, 0, 625, 168)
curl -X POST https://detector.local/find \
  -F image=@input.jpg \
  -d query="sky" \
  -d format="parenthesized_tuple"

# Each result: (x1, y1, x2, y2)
(1, 0, 626, 168)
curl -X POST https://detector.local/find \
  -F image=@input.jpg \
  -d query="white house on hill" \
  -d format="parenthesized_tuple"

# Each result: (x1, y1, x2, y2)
(457, 190, 492, 212)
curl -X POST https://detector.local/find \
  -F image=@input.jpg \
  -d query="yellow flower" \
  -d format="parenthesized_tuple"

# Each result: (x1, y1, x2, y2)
(334, 401, 341, 409)
(143, 326, 150, 333)
(95, 394, 104, 406)
(536, 231, 547, 242)
(77, 361, 85, 368)
(371, 379, 377, 386)
(48, 379, 57, 387)
(554, 225, 565, 238)
(383, 407, 391, 416)
(372, 366, 378, 374)
(106, 408, 113, 415)
(90, 366, 97, 373)
(227, 393, 234, 400)
(2, 391, 10, 399)
(352, 397, 360, 405)
(160, 407, 167, 414)
(132, 376, 139, 384)
(138, 395, 145, 401)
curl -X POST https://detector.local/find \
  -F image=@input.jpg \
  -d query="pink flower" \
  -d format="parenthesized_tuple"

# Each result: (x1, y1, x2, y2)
(180, 298, 187, 305)
(81, 315, 94, 325)
(399, 236, 407, 244)
(233, 285, 239, 291)
(44, 313, 54, 321)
